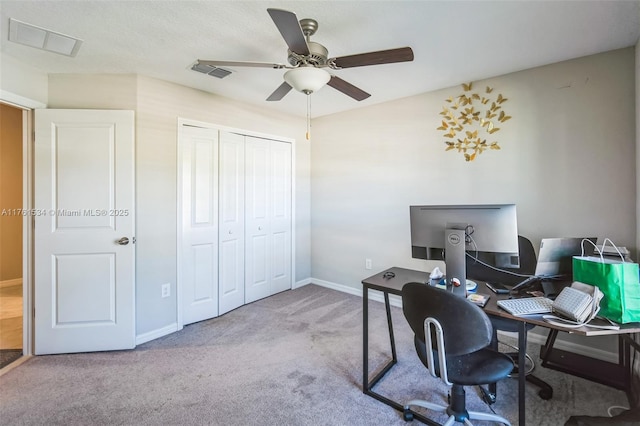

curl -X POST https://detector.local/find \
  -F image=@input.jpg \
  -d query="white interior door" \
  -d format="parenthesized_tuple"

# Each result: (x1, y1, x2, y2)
(180, 126, 219, 325)
(34, 109, 135, 355)
(218, 132, 245, 315)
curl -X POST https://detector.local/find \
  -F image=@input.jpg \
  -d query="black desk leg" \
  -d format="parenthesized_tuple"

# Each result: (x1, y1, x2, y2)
(362, 287, 398, 396)
(361, 287, 438, 426)
(518, 321, 527, 426)
(384, 292, 397, 363)
(363, 286, 369, 393)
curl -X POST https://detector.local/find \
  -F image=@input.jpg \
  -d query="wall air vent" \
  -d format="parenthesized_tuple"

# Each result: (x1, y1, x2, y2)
(8, 18, 83, 57)
(191, 63, 232, 79)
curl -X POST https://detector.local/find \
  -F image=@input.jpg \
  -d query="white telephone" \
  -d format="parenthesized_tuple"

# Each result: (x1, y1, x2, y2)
(552, 282, 602, 323)
(543, 282, 608, 328)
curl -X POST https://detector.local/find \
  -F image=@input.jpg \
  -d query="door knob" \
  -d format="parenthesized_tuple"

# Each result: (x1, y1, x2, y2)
(117, 237, 130, 245)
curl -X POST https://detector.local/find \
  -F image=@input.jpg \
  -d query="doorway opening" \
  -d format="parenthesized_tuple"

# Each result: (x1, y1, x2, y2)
(0, 103, 24, 369)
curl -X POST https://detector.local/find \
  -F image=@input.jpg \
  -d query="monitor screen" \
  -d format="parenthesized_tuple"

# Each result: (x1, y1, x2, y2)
(410, 204, 520, 268)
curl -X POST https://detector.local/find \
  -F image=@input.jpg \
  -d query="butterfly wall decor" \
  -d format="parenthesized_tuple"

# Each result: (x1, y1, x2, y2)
(437, 82, 512, 162)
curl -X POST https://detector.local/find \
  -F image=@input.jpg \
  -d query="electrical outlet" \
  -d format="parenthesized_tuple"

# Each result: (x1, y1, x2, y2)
(365, 258, 372, 270)
(161, 283, 170, 298)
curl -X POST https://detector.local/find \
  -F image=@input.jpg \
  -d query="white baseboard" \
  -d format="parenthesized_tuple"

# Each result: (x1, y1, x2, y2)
(0, 278, 22, 288)
(136, 323, 178, 346)
(138, 279, 311, 345)
(308, 277, 618, 364)
(294, 278, 312, 289)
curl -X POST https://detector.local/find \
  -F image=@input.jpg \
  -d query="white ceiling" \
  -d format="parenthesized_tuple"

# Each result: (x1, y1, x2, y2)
(1, 1, 639, 118)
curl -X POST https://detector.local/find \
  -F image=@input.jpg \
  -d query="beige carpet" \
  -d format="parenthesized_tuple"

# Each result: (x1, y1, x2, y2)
(0, 284, 632, 425)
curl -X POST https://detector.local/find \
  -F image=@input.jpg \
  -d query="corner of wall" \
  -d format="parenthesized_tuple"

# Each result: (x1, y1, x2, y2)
(0, 54, 48, 105)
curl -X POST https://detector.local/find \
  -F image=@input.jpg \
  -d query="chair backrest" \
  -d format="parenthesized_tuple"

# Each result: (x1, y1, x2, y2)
(466, 235, 537, 286)
(402, 282, 493, 357)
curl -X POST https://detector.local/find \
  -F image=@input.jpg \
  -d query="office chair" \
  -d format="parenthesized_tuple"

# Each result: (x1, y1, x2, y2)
(466, 235, 553, 403)
(401, 282, 514, 425)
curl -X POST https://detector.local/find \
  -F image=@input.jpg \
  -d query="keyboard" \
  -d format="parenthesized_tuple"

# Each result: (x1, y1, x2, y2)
(497, 297, 554, 316)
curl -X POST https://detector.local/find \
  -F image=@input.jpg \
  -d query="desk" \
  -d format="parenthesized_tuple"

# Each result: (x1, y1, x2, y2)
(362, 267, 640, 426)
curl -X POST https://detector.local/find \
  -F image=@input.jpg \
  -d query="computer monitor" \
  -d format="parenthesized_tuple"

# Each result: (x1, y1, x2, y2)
(410, 204, 520, 296)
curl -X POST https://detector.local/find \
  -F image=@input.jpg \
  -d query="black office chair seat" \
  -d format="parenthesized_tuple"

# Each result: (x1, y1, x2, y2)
(402, 282, 513, 425)
(414, 337, 513, 386)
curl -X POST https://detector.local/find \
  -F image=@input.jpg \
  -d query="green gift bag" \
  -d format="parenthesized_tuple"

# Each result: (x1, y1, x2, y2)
(572, 239, 640, 324)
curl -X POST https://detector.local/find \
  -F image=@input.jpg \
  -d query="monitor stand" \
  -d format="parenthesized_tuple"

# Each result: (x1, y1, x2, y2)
(445, 226, 467, 297)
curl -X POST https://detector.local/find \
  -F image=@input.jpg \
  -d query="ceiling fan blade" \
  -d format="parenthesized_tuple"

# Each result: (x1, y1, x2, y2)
(327, 76, 371, 101)
(266, 82, 293, 101)
(267, 8, 309, 55)
(331, 47, 414, 69)
(197, 60, 287, 69)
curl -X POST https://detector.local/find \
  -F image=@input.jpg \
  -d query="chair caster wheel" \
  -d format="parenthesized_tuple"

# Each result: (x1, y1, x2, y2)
(403, 408, 414, 421)
(539, 388, 553, 400)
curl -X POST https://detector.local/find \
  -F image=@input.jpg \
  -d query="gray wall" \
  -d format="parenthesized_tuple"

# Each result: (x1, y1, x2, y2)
(311, 47, 635, 289)
(310, 47, 636, 355)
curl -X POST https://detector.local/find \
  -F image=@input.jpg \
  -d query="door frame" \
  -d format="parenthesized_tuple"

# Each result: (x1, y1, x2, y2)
(0, 91, 47, 360)
(176, 118, 296, 330)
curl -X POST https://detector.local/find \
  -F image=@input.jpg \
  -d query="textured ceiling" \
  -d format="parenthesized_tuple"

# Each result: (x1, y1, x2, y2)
(1, 1, 639, 118)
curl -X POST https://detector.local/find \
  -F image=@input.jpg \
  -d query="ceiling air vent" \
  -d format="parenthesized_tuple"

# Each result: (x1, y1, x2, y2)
(191, 63, 232, 79)
(8, 18, 82, 57)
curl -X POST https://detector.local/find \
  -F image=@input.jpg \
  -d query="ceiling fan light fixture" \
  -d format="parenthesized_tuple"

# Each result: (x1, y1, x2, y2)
(284, 67, 330, 94)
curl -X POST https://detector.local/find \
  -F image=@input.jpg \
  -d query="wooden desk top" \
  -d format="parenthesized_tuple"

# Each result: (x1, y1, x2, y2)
(361, 267, 429, 295)
(362, 267, 640, 337)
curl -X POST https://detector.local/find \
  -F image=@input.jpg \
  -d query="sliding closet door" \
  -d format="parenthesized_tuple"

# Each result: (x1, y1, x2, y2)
(180, 126, 219, 325)
(218, 132, 245, 315)
(245, 137, 292, 303)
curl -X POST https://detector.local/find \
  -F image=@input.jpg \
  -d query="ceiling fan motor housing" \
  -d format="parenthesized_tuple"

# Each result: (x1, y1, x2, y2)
(288, 41, 328, 67)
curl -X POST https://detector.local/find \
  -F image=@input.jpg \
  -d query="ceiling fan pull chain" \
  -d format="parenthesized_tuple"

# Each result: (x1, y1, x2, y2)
(306, 93, 311, 141)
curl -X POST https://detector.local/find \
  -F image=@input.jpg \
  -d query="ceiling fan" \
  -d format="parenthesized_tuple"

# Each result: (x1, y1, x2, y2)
(196, 8, 414, 102)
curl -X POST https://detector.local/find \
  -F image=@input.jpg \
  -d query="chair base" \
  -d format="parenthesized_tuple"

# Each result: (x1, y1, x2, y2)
(404, 385, 511, 425)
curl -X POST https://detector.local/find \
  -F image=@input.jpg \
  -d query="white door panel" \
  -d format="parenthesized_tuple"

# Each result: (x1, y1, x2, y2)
(245, 137, 270, 303)
(245, 137, 292, 302)
(34, 109, 135, 355)
(270, 142, 292, 294)
(180, 127, 219, 325)
(55, 253, 115, 324)
(218, 132, 245, 314)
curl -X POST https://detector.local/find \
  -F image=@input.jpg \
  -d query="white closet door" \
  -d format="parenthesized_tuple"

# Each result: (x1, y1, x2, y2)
(245, 137, 271, 303)
(245, 137, 292, 303)
(269, 141, 292, 294)
(218, 132, 245, 314)
(180, 126, 219, 325)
